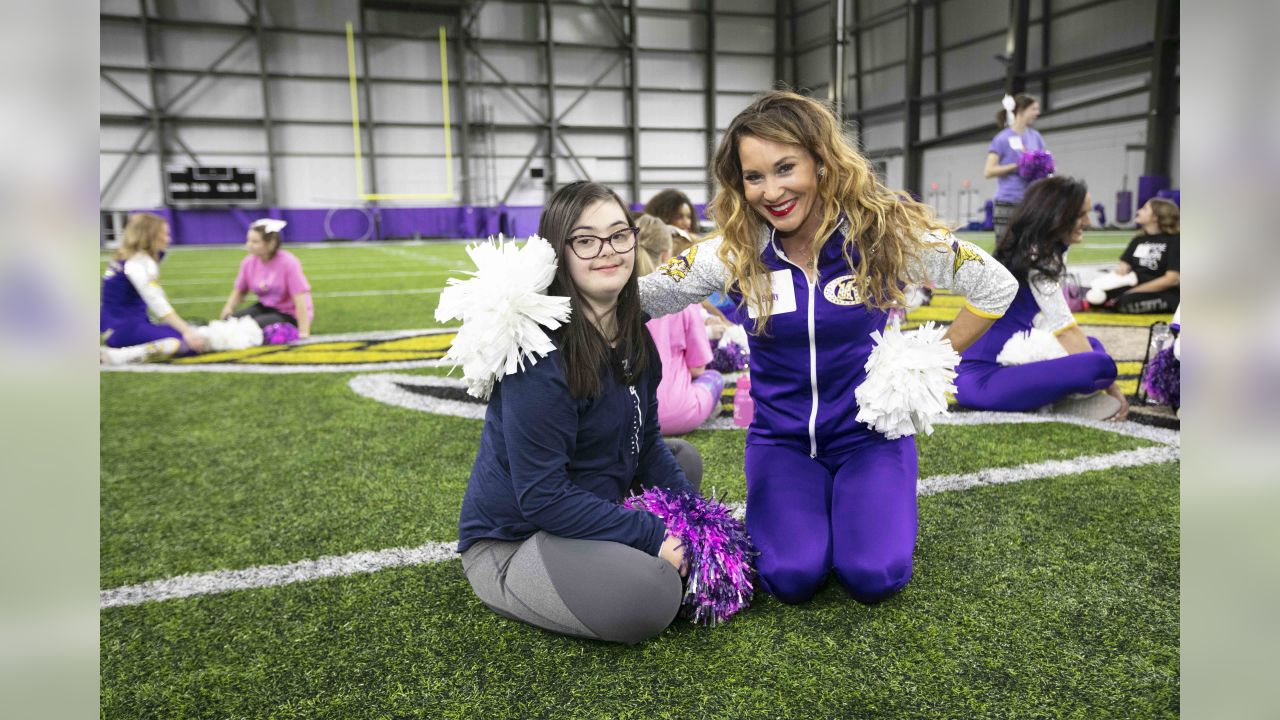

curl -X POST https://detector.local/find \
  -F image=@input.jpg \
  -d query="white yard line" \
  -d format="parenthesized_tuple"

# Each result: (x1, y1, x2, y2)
(164, 271, 443, 286)
(100, 409, 1180, 609)
(170, 287, 443, 304)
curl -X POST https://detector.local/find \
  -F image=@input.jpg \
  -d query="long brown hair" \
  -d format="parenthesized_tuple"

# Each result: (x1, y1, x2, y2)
(709, 90, 949, 326)
(540, 181, 652, 399)
(994, 176, 1088, 284)
(114, 213, 168, 261)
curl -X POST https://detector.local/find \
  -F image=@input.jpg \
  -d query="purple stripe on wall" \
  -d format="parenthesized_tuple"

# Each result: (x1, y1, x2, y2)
(133, 202, 711, 245)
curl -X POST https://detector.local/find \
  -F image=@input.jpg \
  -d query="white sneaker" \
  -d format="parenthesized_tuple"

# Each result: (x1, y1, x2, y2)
(1048, 391, 1122, 420)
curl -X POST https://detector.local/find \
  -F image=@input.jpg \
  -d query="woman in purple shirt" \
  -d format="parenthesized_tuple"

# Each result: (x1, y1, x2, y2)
(984, 93, 1046, 242)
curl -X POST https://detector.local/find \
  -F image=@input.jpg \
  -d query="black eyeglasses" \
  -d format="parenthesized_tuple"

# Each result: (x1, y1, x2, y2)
(566, 226, 638, 259)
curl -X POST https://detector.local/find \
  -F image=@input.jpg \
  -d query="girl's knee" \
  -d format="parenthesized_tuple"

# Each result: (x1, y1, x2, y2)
(834, 556, 913, 604)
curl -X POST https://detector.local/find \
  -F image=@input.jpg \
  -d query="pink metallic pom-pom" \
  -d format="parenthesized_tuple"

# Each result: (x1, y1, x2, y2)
(262, 322, 299, 345)
(623, 487, 757, 626)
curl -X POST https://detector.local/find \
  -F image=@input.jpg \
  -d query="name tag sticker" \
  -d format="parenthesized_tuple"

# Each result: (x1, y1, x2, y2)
(1009, 136, 1024, 151)
(748, 269, 798, 319)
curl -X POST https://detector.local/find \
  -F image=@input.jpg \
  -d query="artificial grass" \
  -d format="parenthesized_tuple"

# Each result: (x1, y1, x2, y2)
(101, 370, 1156, 589)
(101, 461, 1178, 719)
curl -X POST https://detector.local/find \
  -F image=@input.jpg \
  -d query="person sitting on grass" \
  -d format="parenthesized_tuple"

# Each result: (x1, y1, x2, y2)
(1085, 198, 1179, 314)
(955, 176, 1129, 420)
(635, 214, 725, 435)
(456, 181, 702, 645)
(99, 213, 208, 365)
(219, 219, 314, 339)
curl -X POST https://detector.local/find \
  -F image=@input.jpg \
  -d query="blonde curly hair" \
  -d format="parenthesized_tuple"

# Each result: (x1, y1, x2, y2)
(708, 90, 950, 326)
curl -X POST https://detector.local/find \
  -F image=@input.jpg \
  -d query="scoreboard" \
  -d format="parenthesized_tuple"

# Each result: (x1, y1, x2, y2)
(165, 166, 260, 205)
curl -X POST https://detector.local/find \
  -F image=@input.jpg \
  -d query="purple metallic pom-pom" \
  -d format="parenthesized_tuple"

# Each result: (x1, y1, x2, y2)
(708, 341, 749, 373)
(1018, 150, 1055, 181)
(262, 322, 299, 345)
(1142, 344, 1180, 408)
(623, 487, 757, 626)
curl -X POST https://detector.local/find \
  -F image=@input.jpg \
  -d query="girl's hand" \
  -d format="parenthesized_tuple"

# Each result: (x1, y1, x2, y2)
(182, 329, 207, 353)
(218, 310, 231, 321)
(659, 534, 688, 577)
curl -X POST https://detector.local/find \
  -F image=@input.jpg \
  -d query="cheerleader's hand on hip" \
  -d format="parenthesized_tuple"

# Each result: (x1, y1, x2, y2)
(660, 534, 688, 577)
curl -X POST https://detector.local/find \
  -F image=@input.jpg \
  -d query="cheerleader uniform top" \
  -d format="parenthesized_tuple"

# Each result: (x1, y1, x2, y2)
(456, 337, 693, 557)
(639, 217, 1018, 458)
(960, 271, 1077, 365)
(100, 251, 175, 331)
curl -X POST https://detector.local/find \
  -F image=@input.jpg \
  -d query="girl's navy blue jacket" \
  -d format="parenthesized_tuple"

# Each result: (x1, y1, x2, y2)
(456, 342, 692, 557)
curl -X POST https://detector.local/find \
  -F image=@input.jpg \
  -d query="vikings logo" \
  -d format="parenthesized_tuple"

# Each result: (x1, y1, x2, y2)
(951, 240, 986, 276)
(822, 274, 861, 306)
(659, 245, 698, 282)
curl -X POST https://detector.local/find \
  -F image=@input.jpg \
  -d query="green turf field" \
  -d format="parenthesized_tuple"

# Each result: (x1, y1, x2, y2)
(100, 236, 1178, 718)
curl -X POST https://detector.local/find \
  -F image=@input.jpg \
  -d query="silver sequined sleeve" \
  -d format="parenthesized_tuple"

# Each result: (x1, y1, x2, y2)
(1028, 270, 1077, 334)
(638, 235, 731, 319)
(913, 232, 1018, 319)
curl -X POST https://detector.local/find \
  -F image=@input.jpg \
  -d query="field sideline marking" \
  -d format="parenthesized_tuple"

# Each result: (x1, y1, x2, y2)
(170, 287, 444, 304)
(101, 412, 1179, 609)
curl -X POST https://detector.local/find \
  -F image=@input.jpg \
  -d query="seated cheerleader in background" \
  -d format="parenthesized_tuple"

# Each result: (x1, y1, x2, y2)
(219, 219, 314, 338)
(635, 214, 726, 435)
(955, 176, 1129, 420)
(456, 182, 702, 645)
(1085, 198, 1180, 313)
(99, 213, 207, 364)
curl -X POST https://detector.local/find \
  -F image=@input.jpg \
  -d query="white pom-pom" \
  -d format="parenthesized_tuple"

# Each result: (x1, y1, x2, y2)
(996, 327, 1067, 366)
(196, 316, 264, 351)
(854, 321, 959, 439)
(717, 323, 749, 352)
(434, 234, 572, 399)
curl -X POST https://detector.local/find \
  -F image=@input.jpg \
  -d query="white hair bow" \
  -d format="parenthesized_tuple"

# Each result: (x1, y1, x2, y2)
(1001, 94, 1017, 127)
(251, 218, 287, 234)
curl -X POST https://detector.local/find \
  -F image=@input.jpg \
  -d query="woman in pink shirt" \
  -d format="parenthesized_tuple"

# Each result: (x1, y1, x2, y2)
(635, 214, 725, 435)
(218, 219, 314, 338)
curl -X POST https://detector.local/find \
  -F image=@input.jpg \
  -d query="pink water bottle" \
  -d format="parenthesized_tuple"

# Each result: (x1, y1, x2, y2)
(733, 373, 754, 427)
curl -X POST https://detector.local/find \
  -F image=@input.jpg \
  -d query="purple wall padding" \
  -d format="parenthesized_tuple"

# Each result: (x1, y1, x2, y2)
(138, 205, 552, 244)
(1155, 188, 1180, 207)
(140, 200, 717, 245)
(1137, 175, 1171, 210)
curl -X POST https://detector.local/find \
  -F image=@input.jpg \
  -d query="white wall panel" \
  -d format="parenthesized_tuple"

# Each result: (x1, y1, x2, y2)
(101, 23, 145, 67)
(275, 156, 361, 206)
(639, 130, 707, 167)
(265, 34, 350, 76)
(638, 90, 703, 129)
(716, 56, 773, 93)
(475, 3, 541, 40)
(556, 132, 628, 157)
(637, 55, 705, 89)
(167, 125, 267, 155)
(715, 94, 756, 129)
(558, 89, 629, 126)
(152, 1, 255, 24)
(551, 5, 614, 44)
(101, 71, 152, 115)
(368, 39, 444, 81)
(548, 48, 628, 86)
(716, 17, 774, 53)
(370, 83, 454, 123)
(637, 16, 705, 50)
(261, 0, 358, 32)
(267, 79, 351, 121)
(101, 154, 163, 209)
(153, 27, 259, 73)
(162, 75, 264, 118)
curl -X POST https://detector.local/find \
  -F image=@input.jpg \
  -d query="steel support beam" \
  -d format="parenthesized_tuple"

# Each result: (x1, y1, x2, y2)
(932, 0, 944, 136)
(100, 127, 153, 203)
(1002, 0, 1030, 96)
(627, 1, 640, 203)
(850, 0, 863, 147)
(253, 0, 278, 204)
(358, 2, 379, 198)
(829, 0, 847, 116)
(138, 0, 175, 209)
(1143, 0, 1178, 178)
(774, 0, 786, 87)
(542, 0, 557, 195)
(1040, 0, 1051, 110)
(705, 0, 717, 200)
(456, 13, 472, 205)
(903, 0, 924, 196)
